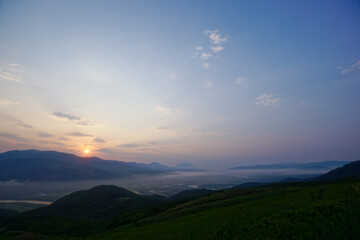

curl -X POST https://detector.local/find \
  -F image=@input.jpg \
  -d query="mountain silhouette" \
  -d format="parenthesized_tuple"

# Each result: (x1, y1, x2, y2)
(0, 150, 173, 181)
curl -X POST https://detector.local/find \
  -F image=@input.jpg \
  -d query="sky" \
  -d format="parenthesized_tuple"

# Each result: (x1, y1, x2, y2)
(0, 0, 359, 169)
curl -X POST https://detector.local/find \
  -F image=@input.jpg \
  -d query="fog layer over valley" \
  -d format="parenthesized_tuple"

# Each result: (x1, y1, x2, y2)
(0, 168, 333, 202)
(0, 150, 352, 212)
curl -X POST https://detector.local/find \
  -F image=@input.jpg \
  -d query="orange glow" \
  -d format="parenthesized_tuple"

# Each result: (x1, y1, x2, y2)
(84, 149, 90, 154)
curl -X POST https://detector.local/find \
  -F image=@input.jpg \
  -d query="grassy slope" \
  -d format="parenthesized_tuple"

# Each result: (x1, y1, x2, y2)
(94, 180, 360, 240)
(0, 231, 61, 240)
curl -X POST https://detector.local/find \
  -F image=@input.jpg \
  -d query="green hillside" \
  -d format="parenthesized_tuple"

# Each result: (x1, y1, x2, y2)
(1, 180, 359, 240)
(95, 180, 360, 240)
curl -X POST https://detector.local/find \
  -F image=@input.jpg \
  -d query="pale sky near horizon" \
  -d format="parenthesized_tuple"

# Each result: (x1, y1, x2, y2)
(0, 0, 359, 169)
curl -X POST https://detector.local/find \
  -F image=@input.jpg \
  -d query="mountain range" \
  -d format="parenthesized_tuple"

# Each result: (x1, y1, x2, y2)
(0, 150, 199, 181)
(230, 161, 350, 170)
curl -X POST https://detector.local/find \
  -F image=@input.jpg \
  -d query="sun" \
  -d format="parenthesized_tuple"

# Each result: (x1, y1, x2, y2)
(84, 149, 90, 154)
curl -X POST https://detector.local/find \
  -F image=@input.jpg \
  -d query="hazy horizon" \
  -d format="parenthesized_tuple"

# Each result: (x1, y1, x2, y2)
(0, 148, 355, 171)
(1, 0, 359, 169)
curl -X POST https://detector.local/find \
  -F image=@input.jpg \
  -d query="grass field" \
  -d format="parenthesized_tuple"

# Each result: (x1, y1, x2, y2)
(1, 180, 359, 240)
(93, 181, 360, 240)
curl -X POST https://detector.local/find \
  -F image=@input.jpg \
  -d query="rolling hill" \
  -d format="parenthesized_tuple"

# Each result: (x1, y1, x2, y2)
(3, 185, 168, 237)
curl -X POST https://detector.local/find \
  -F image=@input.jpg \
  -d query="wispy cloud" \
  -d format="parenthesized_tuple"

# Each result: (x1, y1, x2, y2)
(118, 143, 142, 148)
(0, 113, 33, 129)
(38, 133, 54, 138)
(94, 137, 106, 143)
(205, 81, 215, 88)
(0, 99, 19, 105)
(53, 112, 94, 126)
(156, 126, 170, 130)
(210, 45, 223, 53)
(76, 120, 93, 126)
(17, 121, 33, 129)
(235, 77, 245, 84)
(338, 60, 360, 74)
(53, 112, 80, 121)
(202, 62, 211, 69)
(96, 148, 117, 154)
(200, 52, 212, 60)
(204, 29, 228, 45)
(51, 141, 65, 146)
(0, 63, 23, 82)
(169, 72, 179, 80)
(67, 132, 93, 137)
(186, 128, 206, 135)
(155, 105, 175, 115)
(193, 29, 229, 69)
(117, 142, 158, 148)
(255, 93, 280, 106)
(0, 132, 28, 142)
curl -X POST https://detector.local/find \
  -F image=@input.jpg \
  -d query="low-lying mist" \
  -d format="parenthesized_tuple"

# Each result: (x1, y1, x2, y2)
(0, 168, 327, 203)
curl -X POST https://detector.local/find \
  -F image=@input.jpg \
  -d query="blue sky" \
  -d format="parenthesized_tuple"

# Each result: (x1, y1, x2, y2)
(0, 0, 359, 168)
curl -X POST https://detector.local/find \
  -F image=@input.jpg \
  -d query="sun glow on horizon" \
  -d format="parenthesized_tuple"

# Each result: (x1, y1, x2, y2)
(84, 149, 90, 154)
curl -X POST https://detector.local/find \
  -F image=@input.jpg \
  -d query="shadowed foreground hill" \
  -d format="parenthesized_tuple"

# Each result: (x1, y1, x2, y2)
(2, 180, 360, 240)
(27, 185, 161, 218)
(3, 185, 167, 237)
(96, 180, 360, 240)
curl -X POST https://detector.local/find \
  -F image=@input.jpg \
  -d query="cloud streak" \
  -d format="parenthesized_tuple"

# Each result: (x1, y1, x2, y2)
(0, 132, 28, 142)
(96, 148, 117, 154)
(255, 93, 280, 106)
(156, 126, 170, 130)
(0, 113, 33, 129)
(67, 132, 93, 137)
(17, 121, 33, 129)
(117, 141, 158, 148)
(94, 137, 106, 143)
(155, 105, 175, 115)
(0, 99, 19, 105)
(53, 112, 81, 121)
(38, 133, 54, 138)
(338, 60, 360, 74)
(51, 141, 65, 146)
(53, 112, 94, 126)
(0, 63, 22, 82)
(118, 143, 142, 148)
(235, 77, 245, 84)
